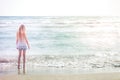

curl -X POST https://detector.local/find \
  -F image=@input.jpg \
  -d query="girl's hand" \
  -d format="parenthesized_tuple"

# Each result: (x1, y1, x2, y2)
(28, 45, 30, 49)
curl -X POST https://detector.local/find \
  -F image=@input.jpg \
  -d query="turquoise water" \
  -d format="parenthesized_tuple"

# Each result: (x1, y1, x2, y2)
(1, 16, 120, 74)
(0, 16, 120, 56)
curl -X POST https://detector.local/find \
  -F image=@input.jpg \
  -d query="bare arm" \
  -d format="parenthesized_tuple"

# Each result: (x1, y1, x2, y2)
(16, 32, 18, 45)
(24, 33, 30, 49)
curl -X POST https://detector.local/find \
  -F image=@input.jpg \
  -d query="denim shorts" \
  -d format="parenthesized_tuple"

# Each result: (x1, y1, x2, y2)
(17, 41, 27, 50)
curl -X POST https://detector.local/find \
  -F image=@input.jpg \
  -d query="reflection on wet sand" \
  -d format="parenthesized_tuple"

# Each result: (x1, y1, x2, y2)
(18, 68, 26, 75)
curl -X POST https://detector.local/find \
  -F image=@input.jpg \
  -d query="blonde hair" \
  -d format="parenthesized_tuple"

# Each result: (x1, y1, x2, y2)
(18, 24, 26, 41)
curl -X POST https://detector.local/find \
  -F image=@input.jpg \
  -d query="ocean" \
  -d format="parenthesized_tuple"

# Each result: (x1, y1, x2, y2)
(0, 16, 120, 74)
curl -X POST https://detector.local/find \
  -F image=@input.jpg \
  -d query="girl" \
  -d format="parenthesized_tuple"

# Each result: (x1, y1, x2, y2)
(16, 24, 30, 70)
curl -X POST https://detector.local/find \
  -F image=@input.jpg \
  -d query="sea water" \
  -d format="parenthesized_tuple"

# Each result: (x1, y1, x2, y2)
(0, 16, 120, 55)
(0, 16, 120, 74)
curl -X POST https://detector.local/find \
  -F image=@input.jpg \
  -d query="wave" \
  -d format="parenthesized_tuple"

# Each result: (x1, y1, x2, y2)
(0, 54, 120, 69)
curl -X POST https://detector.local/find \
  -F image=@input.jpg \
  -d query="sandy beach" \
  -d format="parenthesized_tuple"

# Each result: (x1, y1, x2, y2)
(0, 72, 120, 80)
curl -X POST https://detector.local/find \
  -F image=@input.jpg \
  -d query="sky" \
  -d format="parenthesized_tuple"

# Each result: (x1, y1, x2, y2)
(0, 0, 120, 16)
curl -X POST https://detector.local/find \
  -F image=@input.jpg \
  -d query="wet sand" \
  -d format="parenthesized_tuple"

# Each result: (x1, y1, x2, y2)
(0, 72, 120, 80)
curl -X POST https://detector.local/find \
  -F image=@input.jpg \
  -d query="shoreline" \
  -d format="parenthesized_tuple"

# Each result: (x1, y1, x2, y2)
(1, 66, 120, 75)
(0, 72, 120, 80)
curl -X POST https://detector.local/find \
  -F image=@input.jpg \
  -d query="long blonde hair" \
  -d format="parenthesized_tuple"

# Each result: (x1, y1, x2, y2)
(18, 24, 26, 41)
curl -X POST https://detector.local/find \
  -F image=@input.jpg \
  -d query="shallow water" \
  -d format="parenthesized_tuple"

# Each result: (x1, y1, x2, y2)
(0, 16, 120, 74)
(0, 54, 120, 74)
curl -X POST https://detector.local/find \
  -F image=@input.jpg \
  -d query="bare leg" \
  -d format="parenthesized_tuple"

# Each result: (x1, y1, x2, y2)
(18, 50, 22, 69)
(23, 50, 26, 74)
(18, 68, 21, 74)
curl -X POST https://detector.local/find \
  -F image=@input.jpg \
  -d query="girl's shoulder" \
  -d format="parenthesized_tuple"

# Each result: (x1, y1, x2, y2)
(16, 31, 19, 35)
(17, 31, 19, 33)
(16, 31, 18, 34)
